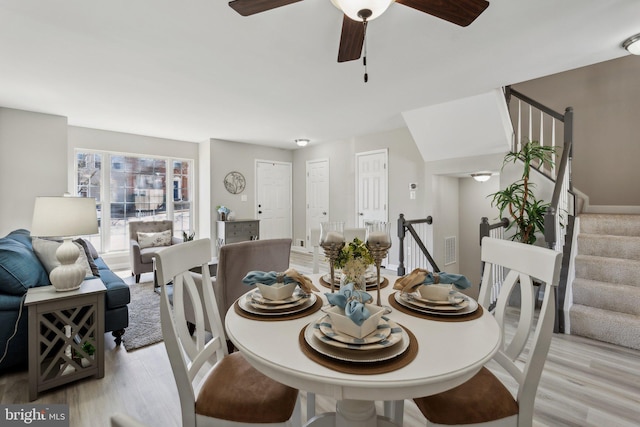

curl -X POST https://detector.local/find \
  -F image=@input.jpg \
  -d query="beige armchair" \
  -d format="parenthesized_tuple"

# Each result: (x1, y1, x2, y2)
(129, 220, 181, 282)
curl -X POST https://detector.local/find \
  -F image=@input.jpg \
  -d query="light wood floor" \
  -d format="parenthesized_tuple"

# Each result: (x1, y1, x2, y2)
(1, 250, 639, 427)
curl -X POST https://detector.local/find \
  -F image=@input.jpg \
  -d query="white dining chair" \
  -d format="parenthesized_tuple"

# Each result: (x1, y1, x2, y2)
(410, 237, 562, 427)
(155, 238, 302, 427)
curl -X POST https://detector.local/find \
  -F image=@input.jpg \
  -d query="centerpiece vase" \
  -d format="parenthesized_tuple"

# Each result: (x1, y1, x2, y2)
(341, 259, 368, 291)
(320, 222, 345, 293)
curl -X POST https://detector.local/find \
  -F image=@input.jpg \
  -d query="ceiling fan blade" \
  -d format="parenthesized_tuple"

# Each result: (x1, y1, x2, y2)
(395, 0, 489, 27)
(337, 15, 365, 63)
(229, 0, 303, 16)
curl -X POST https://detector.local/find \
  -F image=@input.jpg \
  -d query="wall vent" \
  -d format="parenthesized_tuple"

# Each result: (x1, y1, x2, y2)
(444, 236, 456, 266)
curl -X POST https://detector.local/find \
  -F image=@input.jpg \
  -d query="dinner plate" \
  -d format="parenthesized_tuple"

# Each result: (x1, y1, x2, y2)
(322, 273, 384, 287)
(312, 315, 402, 350)
(394, 292, 479, 316)
(402, 293, 469, 312)
(411, 293, 466, 306)
(304, 321, 410, 363)
(250, 289, 305, 306)
(239, 293, 317, 316)
(317, 314, 391, 345)
(249, 294, 309, 311)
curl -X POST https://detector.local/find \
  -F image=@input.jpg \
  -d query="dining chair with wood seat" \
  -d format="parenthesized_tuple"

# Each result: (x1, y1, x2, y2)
(411, 237, 562, 427)
(155, 238, 302, 427)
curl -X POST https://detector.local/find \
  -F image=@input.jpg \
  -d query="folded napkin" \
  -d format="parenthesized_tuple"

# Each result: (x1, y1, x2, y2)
(242, 268, 319, 294)
(325, 283, 373, 325)
(393, 268, 472, 293)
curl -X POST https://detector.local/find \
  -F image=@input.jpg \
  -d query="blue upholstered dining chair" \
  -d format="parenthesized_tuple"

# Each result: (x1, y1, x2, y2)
(155, 238, 302, 427)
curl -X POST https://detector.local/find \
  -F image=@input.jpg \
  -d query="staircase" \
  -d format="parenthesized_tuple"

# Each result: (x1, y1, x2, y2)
(570, 213, 640, 350)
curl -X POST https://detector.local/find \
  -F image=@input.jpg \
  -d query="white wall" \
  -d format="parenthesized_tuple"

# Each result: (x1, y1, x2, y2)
(423, 152, 505, 274)
(458, 176, 500, 298)
(0, 108, 68, 236)
(292, 128, 426, 266)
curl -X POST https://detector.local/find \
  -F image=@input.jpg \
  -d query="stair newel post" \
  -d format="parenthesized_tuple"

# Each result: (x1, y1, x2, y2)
(397, 214, 406, 276)
(544, 206, 557, 250)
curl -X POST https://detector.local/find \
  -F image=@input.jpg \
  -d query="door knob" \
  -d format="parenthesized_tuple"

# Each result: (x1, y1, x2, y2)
(258, 211, 262, 214)
(322, 212, 327, 215)
(359, 212, 364, 216)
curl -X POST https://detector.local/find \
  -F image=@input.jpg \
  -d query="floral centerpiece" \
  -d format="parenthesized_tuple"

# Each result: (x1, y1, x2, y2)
(334, 237, 374, 290)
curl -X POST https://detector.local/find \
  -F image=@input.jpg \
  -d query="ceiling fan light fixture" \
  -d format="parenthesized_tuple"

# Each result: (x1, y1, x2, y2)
(331, 0, 393, 22)
(295, 138, 309, 147)
(471, 172, 492, 182)
(623, 33, 640, 55)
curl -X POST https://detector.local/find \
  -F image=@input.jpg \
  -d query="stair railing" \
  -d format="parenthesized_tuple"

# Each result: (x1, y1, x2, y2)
(505, 86, 575, 252)
(479, 217, 509, 311)
(505, 86, 575, 332)
(397, 214, 439, 276)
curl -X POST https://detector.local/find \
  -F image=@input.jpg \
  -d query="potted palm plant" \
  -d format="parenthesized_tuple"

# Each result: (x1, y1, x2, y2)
(490, 140, 556, 245)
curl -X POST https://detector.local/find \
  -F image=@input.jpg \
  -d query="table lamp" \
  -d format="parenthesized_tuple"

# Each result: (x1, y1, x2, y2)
(31, 196, 99, 292)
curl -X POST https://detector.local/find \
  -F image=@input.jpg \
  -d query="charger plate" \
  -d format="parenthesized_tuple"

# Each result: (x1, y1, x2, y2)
(320, 276, 389, 290)
(389, 293, 484, 322)
(234, 296, 322, 321)
(239, 293, 317, 316)
(403, 293, 469, 312)
(318, 315, 391, 345)
(312, 315, 402, 350)
(299, 323, 418, 374)
(248, 291, 308, 310)
(411, 293, 465, 306)
(395, 292, 477, 316)
(250, 289, 305, 305)
(304, 321, 409, 363)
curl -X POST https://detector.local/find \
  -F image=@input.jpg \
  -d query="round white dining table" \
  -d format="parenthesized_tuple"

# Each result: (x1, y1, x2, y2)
(225, 274, 501, 427)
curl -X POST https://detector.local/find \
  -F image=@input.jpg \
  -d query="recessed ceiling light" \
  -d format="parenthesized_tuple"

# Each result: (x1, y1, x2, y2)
(623, 33, 640, 55)
(471, 172, 492, 182)
(295, 139, 309, 147)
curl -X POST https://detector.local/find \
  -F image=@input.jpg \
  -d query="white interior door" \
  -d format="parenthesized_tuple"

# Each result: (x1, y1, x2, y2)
(306, 158, 329, 250)
(356, 149, 388, 227)
(256, 160, 292, 240)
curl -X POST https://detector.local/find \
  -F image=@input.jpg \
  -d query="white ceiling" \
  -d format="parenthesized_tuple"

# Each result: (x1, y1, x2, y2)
(1, 0, 639, 149)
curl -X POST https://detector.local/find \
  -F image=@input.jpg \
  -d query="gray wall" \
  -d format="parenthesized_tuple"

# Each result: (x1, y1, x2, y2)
(292, 128, 426, 266)
(0, 108, 68, 236)
(513, 55, 640, 206)
(204, 138, 293, 242)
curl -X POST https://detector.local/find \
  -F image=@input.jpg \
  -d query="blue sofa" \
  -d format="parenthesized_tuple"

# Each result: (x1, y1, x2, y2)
(0, 229, 130, 373)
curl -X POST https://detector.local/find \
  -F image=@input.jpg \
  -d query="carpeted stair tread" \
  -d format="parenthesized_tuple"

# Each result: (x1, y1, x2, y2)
(574, 255, 640, 287)
(579, 214, 640, 237)
(570, 304, 640, 350)
(578, 234, 640, 260)
(572, 278, 640, 315)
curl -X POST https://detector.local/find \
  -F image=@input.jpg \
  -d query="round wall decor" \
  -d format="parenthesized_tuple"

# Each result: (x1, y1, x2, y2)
(224, 171, 246, 194)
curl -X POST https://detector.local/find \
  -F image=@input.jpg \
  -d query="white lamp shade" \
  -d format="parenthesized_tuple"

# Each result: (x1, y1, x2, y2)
(331, 0, 394, 21)
(31, 196, 99, 238)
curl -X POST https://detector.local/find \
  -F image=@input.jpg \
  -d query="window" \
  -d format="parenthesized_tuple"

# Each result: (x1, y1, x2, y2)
(76, 151, 193, 254)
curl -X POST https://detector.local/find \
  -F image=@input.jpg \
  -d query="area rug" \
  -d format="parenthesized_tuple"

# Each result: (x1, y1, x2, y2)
(123, 281, 164, 351)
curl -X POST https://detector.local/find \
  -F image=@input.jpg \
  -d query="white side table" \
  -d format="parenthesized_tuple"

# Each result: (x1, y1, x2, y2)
(25, 278, 106, 401)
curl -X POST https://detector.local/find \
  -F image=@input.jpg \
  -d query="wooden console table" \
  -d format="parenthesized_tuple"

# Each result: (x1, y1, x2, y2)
(25, 278, 106, 401)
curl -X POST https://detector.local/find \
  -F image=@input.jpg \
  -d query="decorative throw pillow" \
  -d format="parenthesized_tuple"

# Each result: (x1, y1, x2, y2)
(74, 238, 100, 277)
(137, 230, 172, 249)
(32, 238, 94, 278)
